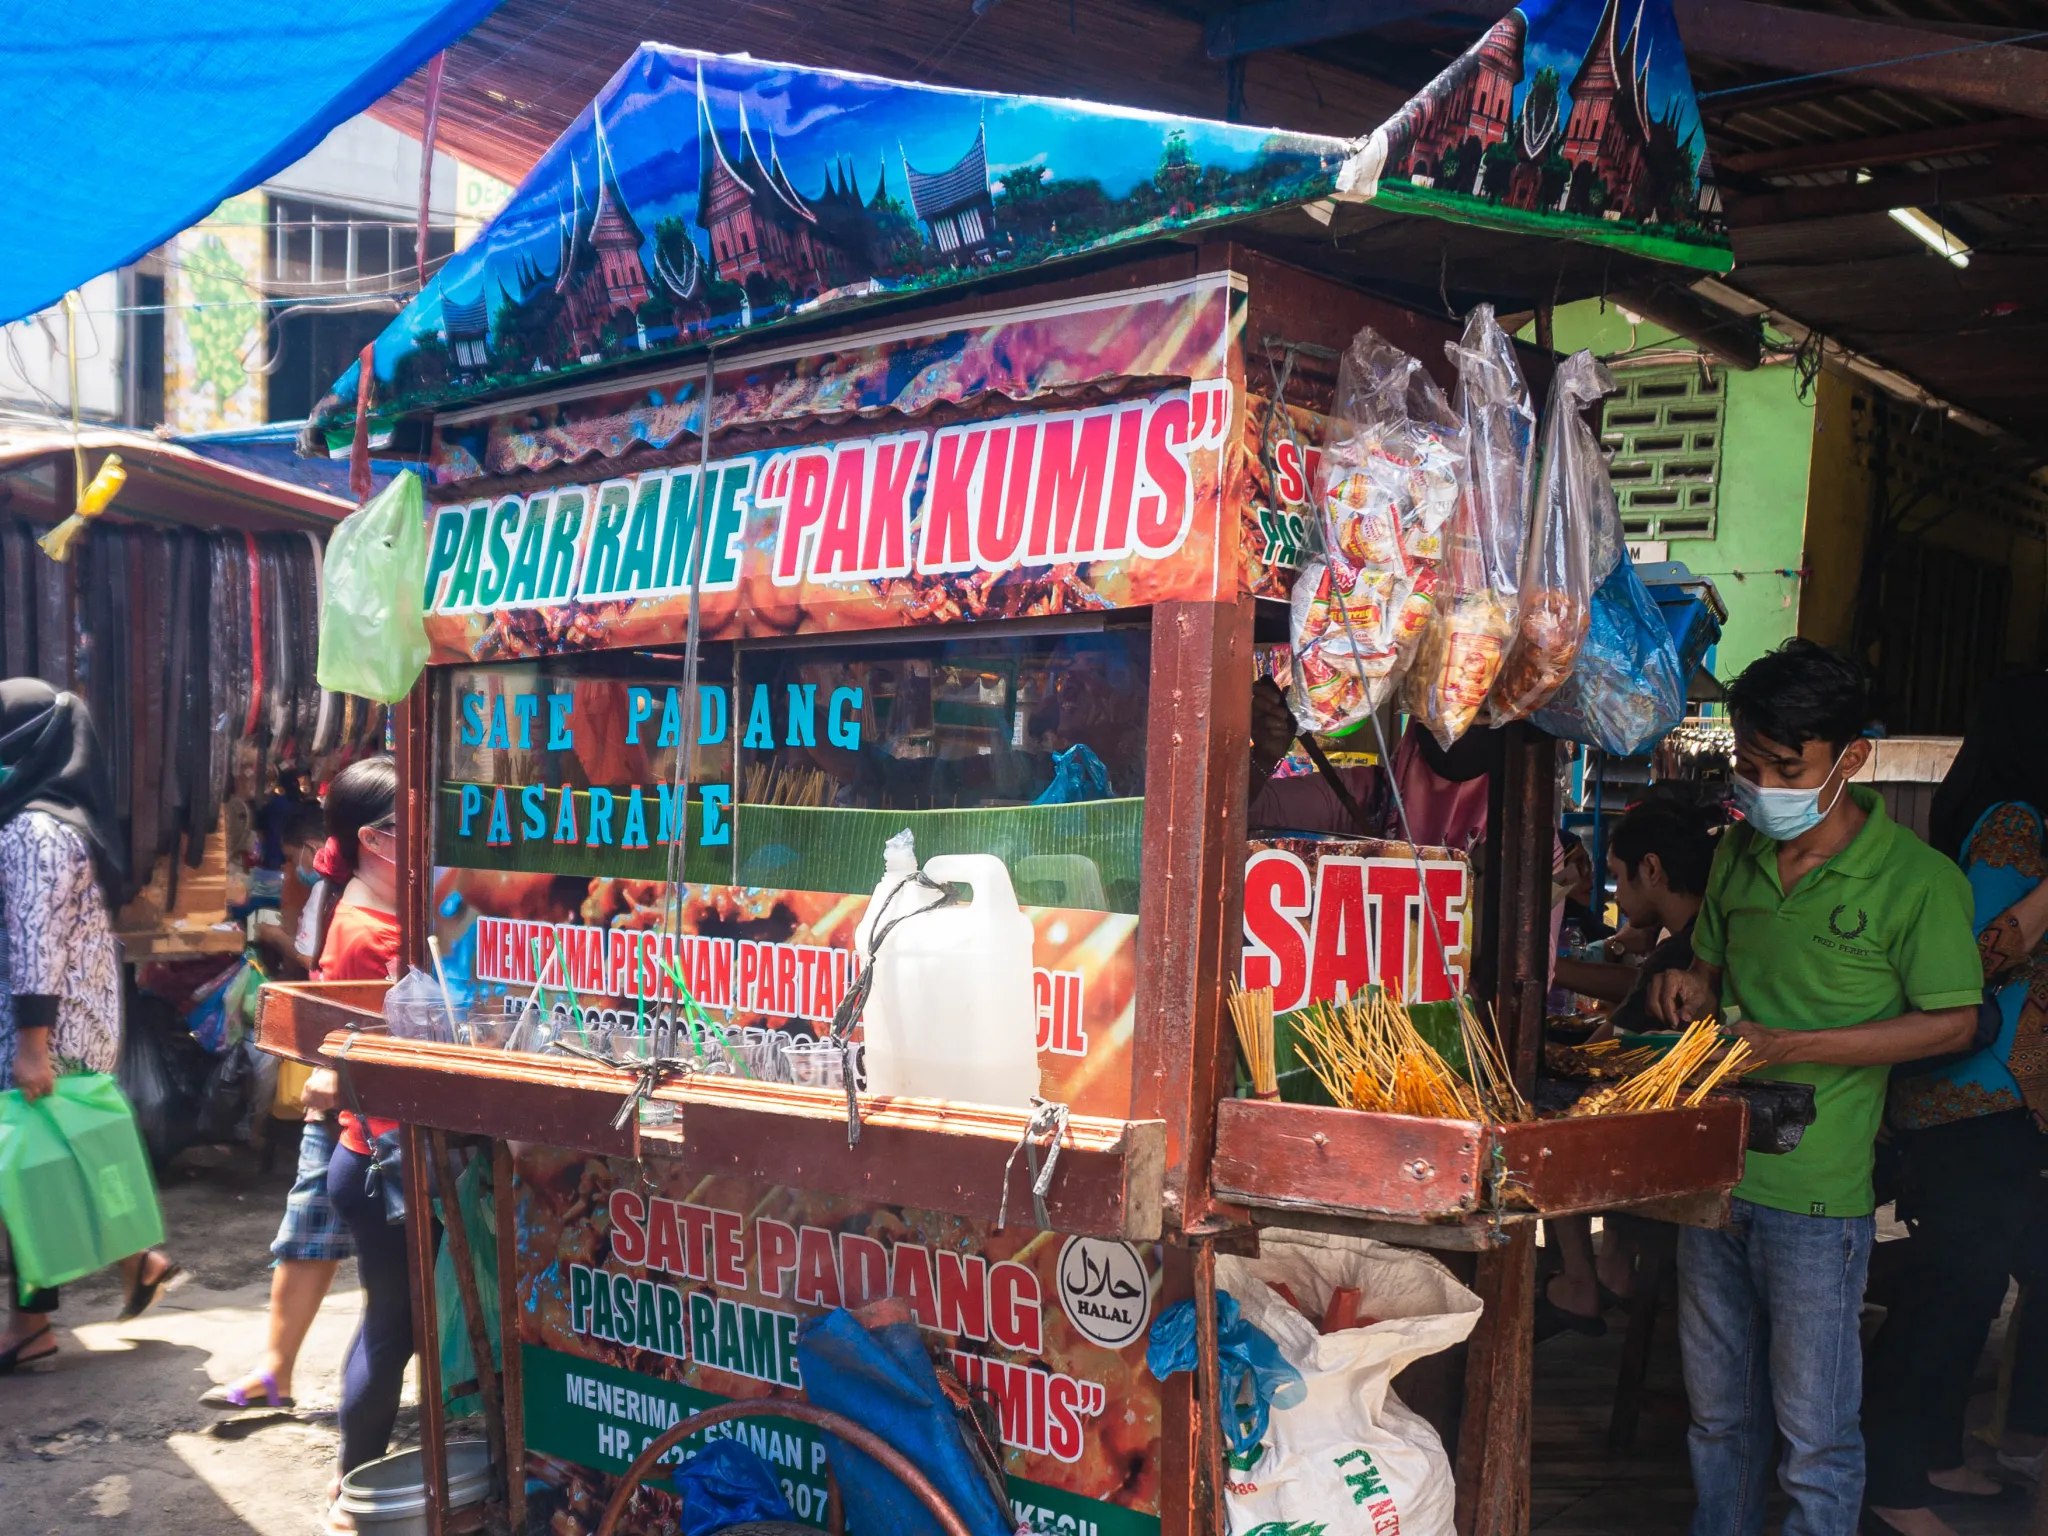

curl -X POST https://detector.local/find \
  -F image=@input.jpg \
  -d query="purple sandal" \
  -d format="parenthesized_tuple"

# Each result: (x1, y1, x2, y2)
(200, 1372, 295, 1410)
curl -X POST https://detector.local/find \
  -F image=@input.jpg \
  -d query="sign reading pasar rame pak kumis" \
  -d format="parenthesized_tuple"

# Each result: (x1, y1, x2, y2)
(418, 383, 1235, 660)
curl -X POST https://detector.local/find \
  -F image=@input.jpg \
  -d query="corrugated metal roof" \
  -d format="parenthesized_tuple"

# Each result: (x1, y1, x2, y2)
(361, 0, 2048, 441)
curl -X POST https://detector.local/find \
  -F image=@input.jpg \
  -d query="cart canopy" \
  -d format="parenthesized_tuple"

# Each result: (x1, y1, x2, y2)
(308, 0, 1727, 443)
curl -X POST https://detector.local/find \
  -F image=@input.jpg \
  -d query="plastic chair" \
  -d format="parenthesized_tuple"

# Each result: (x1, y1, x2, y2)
(593, 1400, 975, 1536)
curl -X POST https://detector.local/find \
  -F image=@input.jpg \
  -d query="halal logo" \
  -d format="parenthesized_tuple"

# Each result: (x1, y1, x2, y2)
(1056, 1237, 1151, 1350)
(1829, 905, 1869, 942)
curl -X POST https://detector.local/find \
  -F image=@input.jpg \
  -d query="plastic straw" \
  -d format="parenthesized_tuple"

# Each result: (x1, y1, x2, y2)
(426, 935, 461, 1041)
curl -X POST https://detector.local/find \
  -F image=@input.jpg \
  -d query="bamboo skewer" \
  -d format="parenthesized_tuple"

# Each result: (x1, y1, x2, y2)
(1227, 981, 1279, 1099)
(741, 761, 832, 806)
(1291, 989, 1517, 1121)
(1567, 1019, 1758, 1116)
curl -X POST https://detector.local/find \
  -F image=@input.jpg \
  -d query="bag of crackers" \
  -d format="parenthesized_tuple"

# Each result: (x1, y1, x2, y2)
(1489, 350, 1616, 723)
(1405, 305, 1536, 748)
(1288, 329, 1468, 736)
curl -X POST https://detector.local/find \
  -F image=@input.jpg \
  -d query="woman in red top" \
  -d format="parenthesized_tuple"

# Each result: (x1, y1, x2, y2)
(305, 758, 405, 1530)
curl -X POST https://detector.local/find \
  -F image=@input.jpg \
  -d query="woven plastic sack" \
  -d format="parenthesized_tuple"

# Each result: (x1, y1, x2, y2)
(1490, 351, 1616, 723)
(1406, 304, 1536, 748)
(1216, 1230, 1482, 1536)
(1533, 549, 1687, 755)
(0, 1074, 166, 1291)
(317, 469, 430, 704)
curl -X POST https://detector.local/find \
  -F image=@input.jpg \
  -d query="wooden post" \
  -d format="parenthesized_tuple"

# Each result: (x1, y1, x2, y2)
(1454, 724, 1555, 1536)
(1128, 596, 1257, 1231)
(395, 675, 433, 972)
(1454, 1226, 1537, 1536)
(1192, 1241, 1229, 1536)
(494, 1139, 527, 1534)
(432, 1131, 507, 1506)
(403, 1122, 450, 1536)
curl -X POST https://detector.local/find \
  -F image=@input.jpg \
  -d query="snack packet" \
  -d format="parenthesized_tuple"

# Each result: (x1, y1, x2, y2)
(1489, 350, 1615, 723)
(1289, 329, 1468, 735)
(1407, 305, 1536, 747)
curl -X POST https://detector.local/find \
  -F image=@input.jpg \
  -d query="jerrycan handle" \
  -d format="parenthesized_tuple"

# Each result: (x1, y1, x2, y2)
(922, 854, 1018, 913)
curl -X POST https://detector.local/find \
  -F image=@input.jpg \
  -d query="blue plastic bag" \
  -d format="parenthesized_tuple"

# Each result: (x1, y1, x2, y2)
(671, 1440, 796, 1536)
(1033, 743, 1113, 804)
(1146, 1291, 1306, 1458)
(793, 1309, 1014, 1536)
(1532, 550, 1686, 756)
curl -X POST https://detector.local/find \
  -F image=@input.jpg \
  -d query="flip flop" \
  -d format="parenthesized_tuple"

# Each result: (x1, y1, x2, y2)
(0, 1325, 56, 1376)
(1535, 1287, 1607, 1342)
(201, 1372, 295, 1411)
(119, 1255, 186, 1321)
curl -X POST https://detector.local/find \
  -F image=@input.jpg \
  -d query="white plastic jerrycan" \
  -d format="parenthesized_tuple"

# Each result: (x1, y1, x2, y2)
(859, 851, 1042, 1108)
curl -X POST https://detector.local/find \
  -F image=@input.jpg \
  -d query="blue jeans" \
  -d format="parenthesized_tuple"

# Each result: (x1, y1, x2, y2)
(1678, 1198, 1874, 1536)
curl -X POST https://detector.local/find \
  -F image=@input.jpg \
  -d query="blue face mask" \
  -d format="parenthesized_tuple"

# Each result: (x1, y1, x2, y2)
(1728, 744, 1850, 841)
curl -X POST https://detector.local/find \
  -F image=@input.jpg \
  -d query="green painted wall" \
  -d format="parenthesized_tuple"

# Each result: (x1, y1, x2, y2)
(1530, 301, 1817, 679)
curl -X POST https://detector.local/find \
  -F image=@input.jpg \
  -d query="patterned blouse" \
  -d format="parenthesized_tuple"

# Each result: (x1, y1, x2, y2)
(1889, 801, 2048, 1131)
(0, 810, 123, 1089)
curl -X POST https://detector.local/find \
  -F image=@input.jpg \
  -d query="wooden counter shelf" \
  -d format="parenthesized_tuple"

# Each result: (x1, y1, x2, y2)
(1209, 1096, 1747, 1232)
(258, 979, 393, 1064)
(256, 983, 1164, 1238)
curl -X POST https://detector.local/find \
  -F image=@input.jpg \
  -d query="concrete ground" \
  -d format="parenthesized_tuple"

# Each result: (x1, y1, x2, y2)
(0, 1137, 418, 1536)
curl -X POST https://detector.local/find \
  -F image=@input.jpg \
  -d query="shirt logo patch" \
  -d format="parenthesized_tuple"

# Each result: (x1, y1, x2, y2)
(1810, 1201, 1827, 1216)
(1829, 905, 1870, 942)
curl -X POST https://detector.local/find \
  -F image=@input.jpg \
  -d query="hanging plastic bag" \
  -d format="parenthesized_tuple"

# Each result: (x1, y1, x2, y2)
(0, 1074, 166, 1291)
(1215, 1230, 1482, 1536)
(1407, 305, 1536, 748)
(435, 1148, 501, 1417)
(317, 469, 430, 704)
(1490, 350, 1616, 723)
(1288, 330, 1468, 735)
(1146, 1290, 1308, 1458)
(1533, 549, 1688, 755)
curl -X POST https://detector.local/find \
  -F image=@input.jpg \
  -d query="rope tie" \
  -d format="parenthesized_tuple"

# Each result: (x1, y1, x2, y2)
(826, 870, 958, 1147)
(997, 1098, 1073, 1231)
(550, 1037, 703, 1129)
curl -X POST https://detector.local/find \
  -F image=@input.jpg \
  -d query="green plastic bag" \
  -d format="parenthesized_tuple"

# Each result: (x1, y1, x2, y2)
(0, 1074, 166, 1291)
(434, 1148, 501, 1416)
(317, 469, 430, 703)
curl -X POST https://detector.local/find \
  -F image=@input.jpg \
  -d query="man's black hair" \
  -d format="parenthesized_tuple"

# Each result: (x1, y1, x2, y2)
(1610, 793, 1727, 897)
(1723, 639, 1874, 753)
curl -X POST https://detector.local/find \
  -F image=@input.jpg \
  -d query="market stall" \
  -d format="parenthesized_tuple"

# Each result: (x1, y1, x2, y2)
(262, 6, 1755, 1533)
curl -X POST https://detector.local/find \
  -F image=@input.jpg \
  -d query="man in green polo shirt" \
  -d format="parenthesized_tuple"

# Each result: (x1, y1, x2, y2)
(1649, 640, 1981, 1536)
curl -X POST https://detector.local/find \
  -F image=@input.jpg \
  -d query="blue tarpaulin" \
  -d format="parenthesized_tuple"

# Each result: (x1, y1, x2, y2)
(0, 1, 503, 325)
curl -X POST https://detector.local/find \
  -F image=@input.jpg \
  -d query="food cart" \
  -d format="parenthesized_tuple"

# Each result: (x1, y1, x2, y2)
(264, 7, 1748, 1533)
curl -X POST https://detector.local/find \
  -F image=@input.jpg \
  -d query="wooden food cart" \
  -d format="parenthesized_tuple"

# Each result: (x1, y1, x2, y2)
(265, 13, 1746, 1536)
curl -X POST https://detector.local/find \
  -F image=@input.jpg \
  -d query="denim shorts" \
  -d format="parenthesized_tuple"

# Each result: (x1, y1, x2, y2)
(271, 1115, 356, 1263)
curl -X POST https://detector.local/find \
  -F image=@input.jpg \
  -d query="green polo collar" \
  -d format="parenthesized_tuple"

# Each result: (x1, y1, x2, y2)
(1742, 784, 1896, 891)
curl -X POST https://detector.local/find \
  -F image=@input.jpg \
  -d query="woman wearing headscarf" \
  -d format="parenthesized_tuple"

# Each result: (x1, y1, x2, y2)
(0, 680, 180, 1375)
(1863, 675, 2048, 1536)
